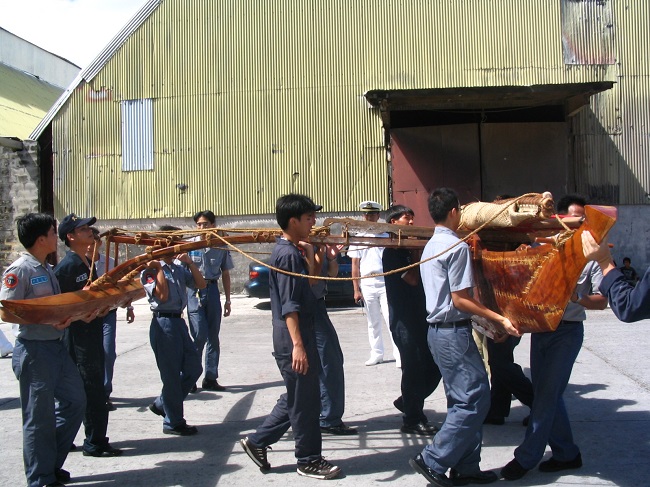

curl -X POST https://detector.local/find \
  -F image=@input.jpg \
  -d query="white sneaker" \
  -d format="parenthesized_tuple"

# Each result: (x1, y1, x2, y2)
(365, 356, 383, 366)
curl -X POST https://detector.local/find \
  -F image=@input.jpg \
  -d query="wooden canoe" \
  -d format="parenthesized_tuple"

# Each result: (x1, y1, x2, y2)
(0, 205, 616, 329)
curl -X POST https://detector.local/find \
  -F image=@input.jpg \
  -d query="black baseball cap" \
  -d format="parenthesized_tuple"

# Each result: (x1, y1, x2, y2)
(58, 213, 97, 241)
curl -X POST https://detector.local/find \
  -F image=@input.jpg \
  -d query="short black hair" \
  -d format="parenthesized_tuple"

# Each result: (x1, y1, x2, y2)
(159, 225, 181, 231)
(623, 257, 631, 264)
(386, 204, 414, 224)
(276, 193, 319, 230)
(556, 194, 587, 214)
(428, 188, 460, 223)
(16, 213, 56, 249)
(193, 210, 216, 224)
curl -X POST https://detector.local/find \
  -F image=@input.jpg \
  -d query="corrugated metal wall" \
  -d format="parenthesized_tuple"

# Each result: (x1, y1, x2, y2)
(571, 0, 650, 205)
(52, 0, 647, 219)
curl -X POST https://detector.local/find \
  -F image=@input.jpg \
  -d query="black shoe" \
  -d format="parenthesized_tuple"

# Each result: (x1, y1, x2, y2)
(82, 445, 124, 457)
(450, 468, 498, 485)
(483, 415, 505, 425)
(202, 379, 226, 391)
(240, 436, 271, 471)
(409, 454, 453, 487)
(501, 459, 528, 480)
(297, 457, 341, 479)
(149, 402, 165, 417)
(190, 383, 198, 393)
(164, 423, 198, 436)
(106, 399, 116, 411)
(69, 443, 77, 452)
(393, 396, 405, 412)
(320, 422, 358, 435)
(522, 415, 530, 427)
(55, 468, 71, 482)
(401, 421, 438, 436)
(538, 453, 582, 472)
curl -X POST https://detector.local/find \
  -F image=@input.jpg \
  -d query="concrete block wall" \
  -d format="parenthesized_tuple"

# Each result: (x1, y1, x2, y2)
(0, 142, 40, 271)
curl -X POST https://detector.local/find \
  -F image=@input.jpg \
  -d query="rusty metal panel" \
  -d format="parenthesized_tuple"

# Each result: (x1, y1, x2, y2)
(561, 0, 615, 65)
(391, 125, 481, 228)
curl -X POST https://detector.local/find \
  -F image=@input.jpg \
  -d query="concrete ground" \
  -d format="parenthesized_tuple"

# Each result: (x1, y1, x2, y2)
(1, 296, 649, 487)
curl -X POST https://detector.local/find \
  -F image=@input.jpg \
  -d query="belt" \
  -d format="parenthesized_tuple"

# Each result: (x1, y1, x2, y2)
(153, 312, 182, 318)
(559, 320, 582, 325)
(205, 278, 220, 284)
(430, 319, 472, 329)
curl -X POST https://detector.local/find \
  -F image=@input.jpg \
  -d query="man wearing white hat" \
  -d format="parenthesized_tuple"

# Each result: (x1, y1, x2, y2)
(348, 201, 401, 367)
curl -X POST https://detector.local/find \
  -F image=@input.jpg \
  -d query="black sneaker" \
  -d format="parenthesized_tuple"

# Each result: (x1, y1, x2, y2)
(202, 379, 226, 391)
(240, 437, 271, 471)
(501, 459, 528, 480)
(190, 383, 198, 394)
(106, 399, 117, 411)
(163, 424, 198, 436)
(320, 423, 358, 435)
(149, 402, 165, 417)
(400, 421, 438, 436)
(82, 445, 124, 457)
(55, 468, 71, 482)
(449, 468, 498, 485)
(297, 457, 341, 480)
(538, 453, 582, 472)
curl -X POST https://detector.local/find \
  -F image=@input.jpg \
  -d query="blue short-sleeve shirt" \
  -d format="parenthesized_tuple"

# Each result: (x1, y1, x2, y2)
(0, 252, 62, 340)
(420, 226, 474, 324)
(188, 238, 234, 281)
(141, 261, 196, 312)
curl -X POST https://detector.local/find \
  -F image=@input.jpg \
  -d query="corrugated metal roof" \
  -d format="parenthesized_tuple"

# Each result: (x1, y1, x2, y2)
(0, 62, 63, 139)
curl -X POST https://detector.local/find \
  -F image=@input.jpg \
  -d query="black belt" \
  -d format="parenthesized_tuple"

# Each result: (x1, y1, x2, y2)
(430, 319, 472, 329)
(206, 279, 220, 284)
(153, 312, 182, 318)
(559, 320, 582, 325)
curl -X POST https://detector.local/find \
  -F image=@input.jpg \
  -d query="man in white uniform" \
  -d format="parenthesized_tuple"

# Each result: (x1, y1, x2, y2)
(348, 201, 401, 367)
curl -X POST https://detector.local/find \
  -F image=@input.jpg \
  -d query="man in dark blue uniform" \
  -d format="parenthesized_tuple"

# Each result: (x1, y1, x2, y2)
(142, 232, 205, 436)
(240, 194, 341, 480)
(1, 213, 85, 487)
(186, 210, 233, 392)
(382, 205, 441, 436)
(55, 213, 122, 458)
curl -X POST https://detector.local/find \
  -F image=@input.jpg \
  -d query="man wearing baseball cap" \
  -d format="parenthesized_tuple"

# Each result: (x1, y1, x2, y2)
(55, 213, 123, 458)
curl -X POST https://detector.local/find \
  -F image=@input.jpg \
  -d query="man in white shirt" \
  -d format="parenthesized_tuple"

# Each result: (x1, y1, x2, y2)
(348, 201, 401, 367)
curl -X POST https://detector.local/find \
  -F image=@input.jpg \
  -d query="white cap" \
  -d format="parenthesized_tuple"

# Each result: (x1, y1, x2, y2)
(358, 200, 383, 212)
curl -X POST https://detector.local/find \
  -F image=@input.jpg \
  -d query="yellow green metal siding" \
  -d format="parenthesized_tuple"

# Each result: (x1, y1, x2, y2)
(52, 0, 635, 219)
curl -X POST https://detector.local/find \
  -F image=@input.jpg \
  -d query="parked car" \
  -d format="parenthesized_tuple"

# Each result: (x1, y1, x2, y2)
(244, 253, 354, 302)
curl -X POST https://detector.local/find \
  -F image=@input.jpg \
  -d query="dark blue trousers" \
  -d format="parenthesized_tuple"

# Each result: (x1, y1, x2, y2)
(66, 319, 111, 454)
(486, 336, 533, 418)
(150, 316, 203, 430)
(248, 323, 322, 464)
(392, 320, 442, 425)
(13, 339, 85, 487)
(314, 299, 346, 428)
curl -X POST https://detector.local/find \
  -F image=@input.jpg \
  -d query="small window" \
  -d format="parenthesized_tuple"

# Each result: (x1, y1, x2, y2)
(121, 99, 154, 171)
